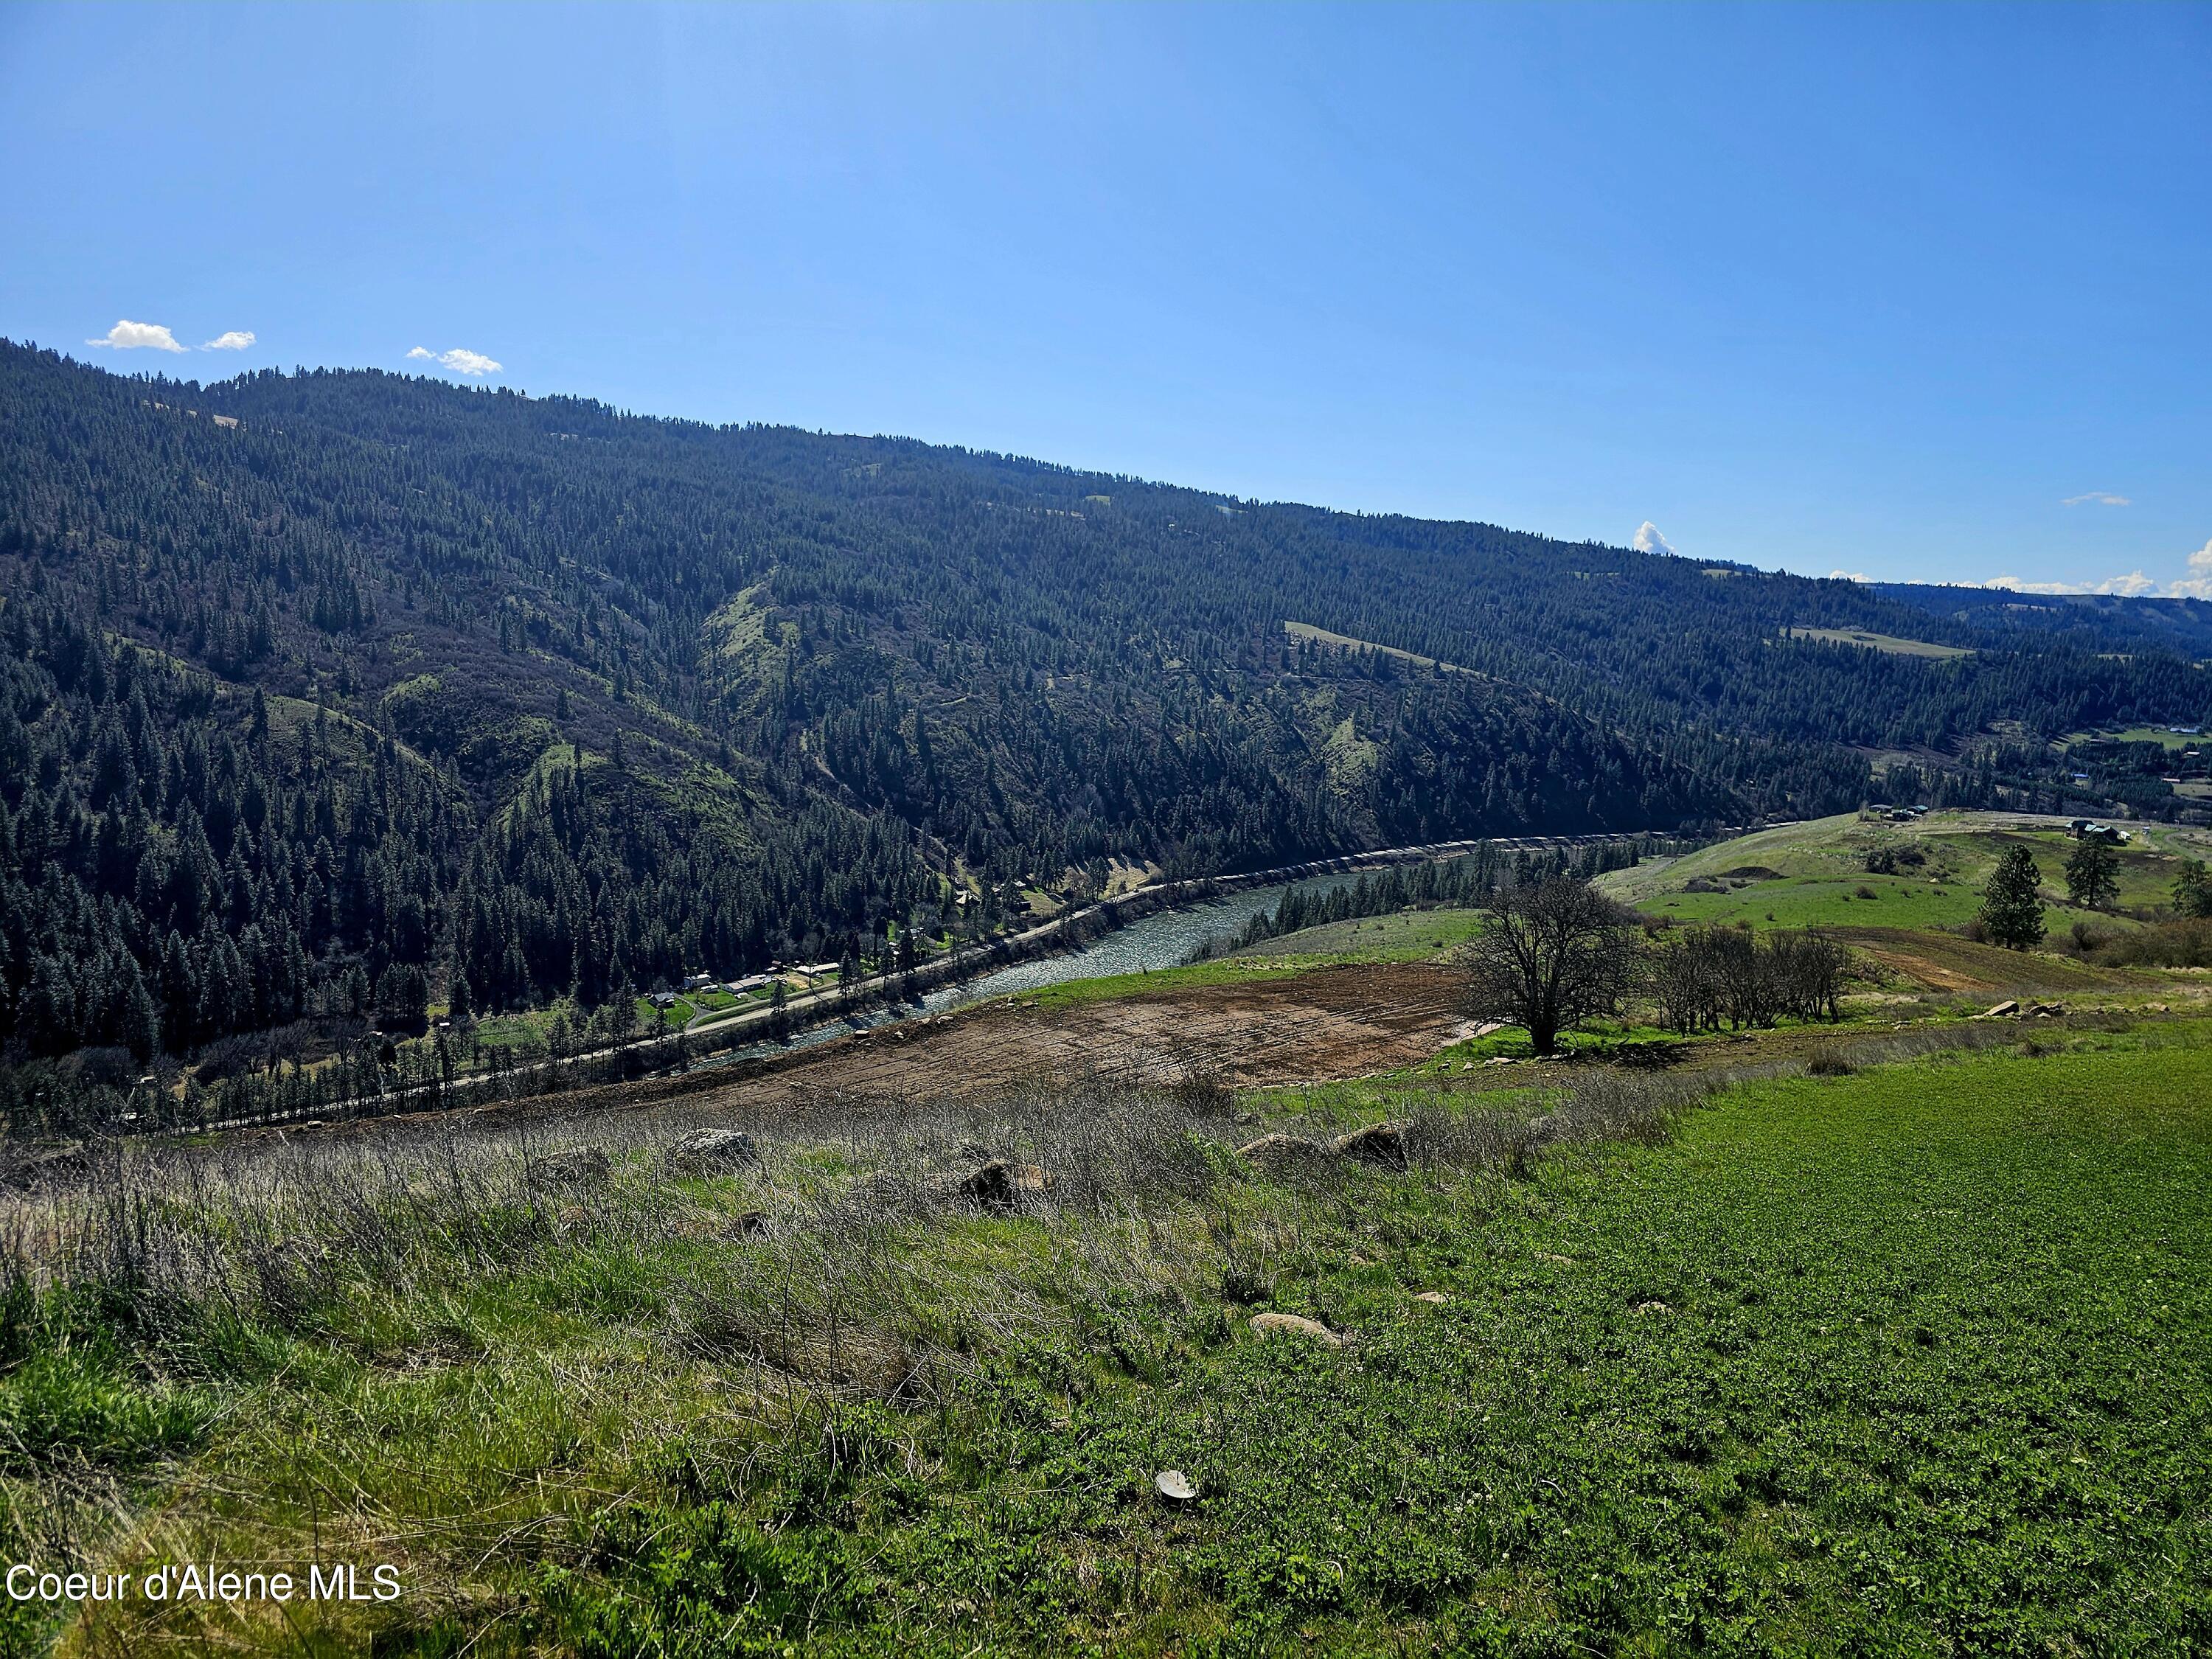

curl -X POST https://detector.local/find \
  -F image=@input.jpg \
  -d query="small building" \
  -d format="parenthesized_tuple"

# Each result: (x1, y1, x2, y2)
(648, 991, 678, 1009)
(682, 973, 716, 992)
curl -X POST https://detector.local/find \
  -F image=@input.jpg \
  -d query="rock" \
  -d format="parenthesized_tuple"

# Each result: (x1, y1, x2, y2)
(1250, 1312, 1346, 1347)
(2027, 1001, 2066, 1018)
(1484, 1055, 1517, 1066)
(526, 1147, 611, 1188)
(1981, 999, 2020, 1018)
(1412, 1290, 1450, 1305)
(1234, 1133, 1332, 1171)
(1331, 1121, 1408, 1169)
(950, 1160, 1048, 1211)
(1154, 1469, 1199, 1503)
(668, 1128, 759, 1172)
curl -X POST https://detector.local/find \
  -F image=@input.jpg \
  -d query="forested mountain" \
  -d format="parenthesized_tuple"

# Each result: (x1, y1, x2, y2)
(2, 339, 2206, 1063)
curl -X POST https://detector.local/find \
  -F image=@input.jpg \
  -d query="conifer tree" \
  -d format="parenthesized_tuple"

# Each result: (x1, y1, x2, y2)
(1979, 847, 2047, 950)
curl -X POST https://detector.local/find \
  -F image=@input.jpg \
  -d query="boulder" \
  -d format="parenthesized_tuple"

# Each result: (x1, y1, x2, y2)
(949, 1159, 1048, 1211)
(1234, 1133, 1332, 1171)
(668, 1127, 759, 1172)
(1981, 999, 2020, 1018)
(1250, 1312, 1346, 1347)
(1331, 1121, 1408, 1169)
(526, 1147, 611, 1189)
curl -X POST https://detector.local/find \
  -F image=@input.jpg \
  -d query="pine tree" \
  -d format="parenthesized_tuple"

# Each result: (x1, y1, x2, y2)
(2173, 860, 2212, 919)
(2064, 838, 2119, 911)
(1979, 846, 2047, 950)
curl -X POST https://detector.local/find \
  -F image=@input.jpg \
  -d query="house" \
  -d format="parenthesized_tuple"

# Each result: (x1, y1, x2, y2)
(726, 974, 775, 995)
(794, 961, 841, 982)
(682, 973, 716, 992)
(648, 991, 679, 1009)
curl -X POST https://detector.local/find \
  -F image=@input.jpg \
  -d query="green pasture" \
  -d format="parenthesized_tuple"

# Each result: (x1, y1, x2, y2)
(1598, 809, 2208, 931)
(12, 1018, 2208, 1655)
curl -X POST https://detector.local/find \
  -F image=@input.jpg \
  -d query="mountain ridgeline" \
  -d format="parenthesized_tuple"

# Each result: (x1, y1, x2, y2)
(1, 340, 2207, 1064)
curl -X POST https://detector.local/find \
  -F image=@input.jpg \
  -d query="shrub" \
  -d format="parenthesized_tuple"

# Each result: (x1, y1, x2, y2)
(2094, 917, 2212, 969)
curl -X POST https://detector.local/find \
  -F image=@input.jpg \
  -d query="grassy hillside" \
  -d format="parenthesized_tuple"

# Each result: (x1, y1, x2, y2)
(7, 1019, 2207, 1655)
(1596, 808, 2212, 933)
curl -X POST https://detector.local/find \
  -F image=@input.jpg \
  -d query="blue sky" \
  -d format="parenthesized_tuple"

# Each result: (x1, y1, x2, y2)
(3, 2, 2208, 593)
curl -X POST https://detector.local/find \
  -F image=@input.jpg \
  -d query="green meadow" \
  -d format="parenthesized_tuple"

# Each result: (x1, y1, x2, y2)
(1595, 809, 2212, 933)
(7, 1015, 2208, 1656)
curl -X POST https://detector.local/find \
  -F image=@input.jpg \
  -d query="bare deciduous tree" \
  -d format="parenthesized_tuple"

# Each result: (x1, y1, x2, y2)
(1464, 878, 1640, 1055)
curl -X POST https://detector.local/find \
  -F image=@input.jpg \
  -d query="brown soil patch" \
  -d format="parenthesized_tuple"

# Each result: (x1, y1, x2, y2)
(350, 963, 1470, 1141)
(694, 962, 1467, 1113)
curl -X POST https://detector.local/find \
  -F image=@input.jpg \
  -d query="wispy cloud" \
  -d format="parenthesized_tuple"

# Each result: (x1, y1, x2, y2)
(2061, 491, 2132, 507)
(1632, 521, 1674, 556)
(87, 319, 186, 353)
(201, 330, 256, 351)
(408, 346, 503, 378)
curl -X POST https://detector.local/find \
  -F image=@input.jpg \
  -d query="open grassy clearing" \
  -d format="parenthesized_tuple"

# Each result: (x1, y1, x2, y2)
(1779, 627, 1973, 660)
(1224, 908, 1489, 964)
(6, 1016, 2208, 1655)
(1282, 620, 1469, 674)
(1596, 810, 2212, 933)
(2062, 725, 2208, 752)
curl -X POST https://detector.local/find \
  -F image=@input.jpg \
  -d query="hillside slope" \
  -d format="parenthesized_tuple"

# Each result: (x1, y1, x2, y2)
(2, 340, 2208, 1062)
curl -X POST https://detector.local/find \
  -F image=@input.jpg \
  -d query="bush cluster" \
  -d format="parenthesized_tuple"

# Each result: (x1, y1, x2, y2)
(1646, 927, 1849, 1033)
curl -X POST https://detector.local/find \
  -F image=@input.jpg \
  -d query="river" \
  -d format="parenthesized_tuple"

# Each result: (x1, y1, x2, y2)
(699, 869, 1371, 1068)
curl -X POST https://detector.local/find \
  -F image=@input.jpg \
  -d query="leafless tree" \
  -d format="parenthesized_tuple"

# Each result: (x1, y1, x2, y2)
(1464, 877, 1640, 1055)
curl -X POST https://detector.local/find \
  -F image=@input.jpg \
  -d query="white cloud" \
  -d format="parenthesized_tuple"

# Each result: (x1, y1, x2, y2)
(201, 330, 256, 350)
(1632, 521, 1674, 556)
(2061, 491, 2132, 507)
(1981, 571, 2160, 597)
(87, 319, 186, 352)
(1827, 569, 1872, 582)
(408, 346, 503, 377)
(2169, 539, 2212, 600)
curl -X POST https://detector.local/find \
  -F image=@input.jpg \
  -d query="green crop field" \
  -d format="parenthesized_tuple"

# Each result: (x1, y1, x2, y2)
(10, 1020, 2208, 1655)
